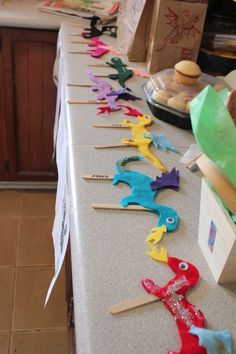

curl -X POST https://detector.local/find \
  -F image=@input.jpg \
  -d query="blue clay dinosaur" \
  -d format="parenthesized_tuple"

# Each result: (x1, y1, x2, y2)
(112, 156, 179, 232)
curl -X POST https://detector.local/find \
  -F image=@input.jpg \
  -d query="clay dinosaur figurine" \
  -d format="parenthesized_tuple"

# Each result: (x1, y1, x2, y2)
(112, 156, 179, 233)
(87, 70, 140, 112)
(142, 256, 234, 354)
(106, 57, 133, 90)
(121, 114, 168, 173)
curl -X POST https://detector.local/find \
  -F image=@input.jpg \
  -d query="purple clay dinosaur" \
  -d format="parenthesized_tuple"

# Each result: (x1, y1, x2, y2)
(87, 70, 141, 113)
(87, 69, 120, 111)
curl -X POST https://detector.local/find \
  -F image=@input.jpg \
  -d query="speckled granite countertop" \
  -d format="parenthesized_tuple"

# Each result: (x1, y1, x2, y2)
(58, 22, 236, 354)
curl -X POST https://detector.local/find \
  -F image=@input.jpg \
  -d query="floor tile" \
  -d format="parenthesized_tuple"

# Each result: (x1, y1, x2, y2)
(21, 192, 55, 217)
(13, 266, 67, 330)
(0, 267, 15, 330)
(0, 332, 10, 354)
(10, 329, 67, 354)
(17, 217, 54, 266)
(0, 217, 19, 265)
(0, 190, 22, 217)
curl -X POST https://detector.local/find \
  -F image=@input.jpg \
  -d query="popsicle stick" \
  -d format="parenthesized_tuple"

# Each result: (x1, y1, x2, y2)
(69, 40, 91, 44)
(83, 174, 113, 180)
(109, 294, 160, 315)
(67, 83, 91, 87)
(92, 203, 149, 211)
(93, 124, 128, 128)
(196, 154, 236, 215)
(94, 74, 109, 78)
(95, 143, 125, 149)
(67, 100, 107, 104)
(88, 63, 110, 68)
(68, 51, 89, 54)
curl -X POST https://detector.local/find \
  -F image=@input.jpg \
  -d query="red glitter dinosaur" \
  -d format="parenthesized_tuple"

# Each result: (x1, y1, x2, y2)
(157, 8, 201, 52)
(142, 256, 207, 354)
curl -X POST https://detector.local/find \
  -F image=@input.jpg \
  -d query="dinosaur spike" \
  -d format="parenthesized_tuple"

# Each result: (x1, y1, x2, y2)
(145, 225, 167, 244)
(120, 105, 143, 117)
(144, 133, 178, 153)
(151, 168, 180, 191)
(146, 243, 168, 263)
(97, 106, 113, 115)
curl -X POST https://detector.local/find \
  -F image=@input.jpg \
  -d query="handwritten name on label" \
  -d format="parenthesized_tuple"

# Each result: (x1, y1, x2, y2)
(92, 174, 110, 179)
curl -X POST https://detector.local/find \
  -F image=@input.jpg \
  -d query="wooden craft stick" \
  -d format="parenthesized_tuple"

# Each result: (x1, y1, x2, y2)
(93, 124, 128, 128)
(92, 203, 149, 211)
(83, 174, 113, 180)
(95, 144, 125, 149)
(67, 100, 107, 104)
(68, 51, 89, 54)
(109, 294, 160, 315)
(94, 74, 109, 78)
(69, 40, 91, 44)
(196, 154, 236, 215)
(88, 63, 110, 68)
(67, 83, 91, 87)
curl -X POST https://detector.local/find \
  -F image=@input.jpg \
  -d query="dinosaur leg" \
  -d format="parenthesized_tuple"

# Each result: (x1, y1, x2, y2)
(138, 144, 168, 173)
(120, 195, 135, 207)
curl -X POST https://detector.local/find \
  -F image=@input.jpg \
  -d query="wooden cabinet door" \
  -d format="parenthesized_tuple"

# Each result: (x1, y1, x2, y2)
(0, 30, 8, 180)
(1, 28, 58, 181)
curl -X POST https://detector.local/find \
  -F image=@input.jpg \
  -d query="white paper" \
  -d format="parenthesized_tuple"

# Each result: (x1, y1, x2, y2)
(45, 35, 70, 305)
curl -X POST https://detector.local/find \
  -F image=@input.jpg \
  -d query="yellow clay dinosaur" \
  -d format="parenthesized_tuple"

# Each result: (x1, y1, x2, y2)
(121, 115, 168, 172)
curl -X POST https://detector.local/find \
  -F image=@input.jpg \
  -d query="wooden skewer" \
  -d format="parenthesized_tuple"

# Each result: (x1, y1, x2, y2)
(83, 175, 113, 180)
(196, 154, 236, 215)
(67, 100, 107, 104)
(93, 124, 128, 128)
(95, 143, 125, 149)
(92, 203, 149, 211)
(109, 294, 159, 315)
(67, 83, 91, 87)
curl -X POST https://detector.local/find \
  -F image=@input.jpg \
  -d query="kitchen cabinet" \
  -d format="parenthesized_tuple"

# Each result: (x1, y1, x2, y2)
(0, 27, 58, 181)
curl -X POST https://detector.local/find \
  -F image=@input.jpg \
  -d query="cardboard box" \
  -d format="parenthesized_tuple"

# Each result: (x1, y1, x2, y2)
(198, 178, 236, 283)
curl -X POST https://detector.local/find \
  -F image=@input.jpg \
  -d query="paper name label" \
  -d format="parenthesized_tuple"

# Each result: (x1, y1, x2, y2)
(92, 174, 110, 179)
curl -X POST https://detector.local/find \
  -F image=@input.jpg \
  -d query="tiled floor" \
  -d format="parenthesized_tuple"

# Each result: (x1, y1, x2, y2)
(0, 190, 68, 354)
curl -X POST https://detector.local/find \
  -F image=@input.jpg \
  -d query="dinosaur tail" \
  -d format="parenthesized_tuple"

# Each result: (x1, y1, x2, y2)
(115, 155, 144, 173)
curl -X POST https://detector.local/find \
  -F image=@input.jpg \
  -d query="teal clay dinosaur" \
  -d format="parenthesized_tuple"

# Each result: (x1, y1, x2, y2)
(112, 155, 179, 232)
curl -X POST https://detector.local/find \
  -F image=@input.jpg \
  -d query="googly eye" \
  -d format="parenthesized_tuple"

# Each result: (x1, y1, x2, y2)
(166, 217, 175, 224)
(179, 262, 189, 270)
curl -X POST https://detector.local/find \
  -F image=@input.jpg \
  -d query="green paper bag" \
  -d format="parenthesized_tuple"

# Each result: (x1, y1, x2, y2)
(190, 85, 236, 187)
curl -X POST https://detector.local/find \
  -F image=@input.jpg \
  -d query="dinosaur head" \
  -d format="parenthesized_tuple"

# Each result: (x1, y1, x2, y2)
(136, 114, 152, 126)
(168, 257, 200, 288)
(157, 206, 179, 232)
